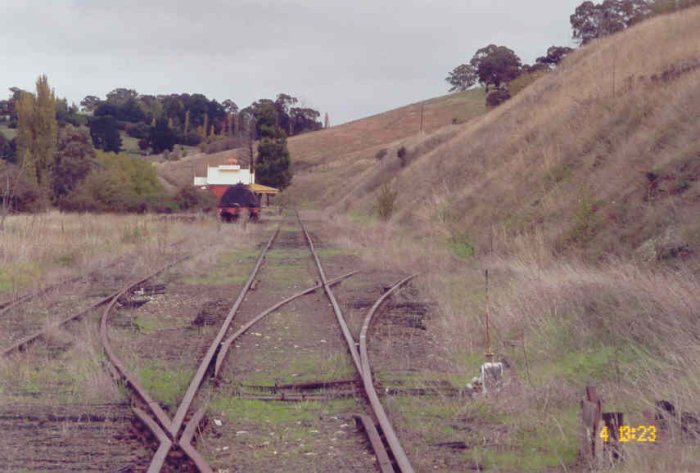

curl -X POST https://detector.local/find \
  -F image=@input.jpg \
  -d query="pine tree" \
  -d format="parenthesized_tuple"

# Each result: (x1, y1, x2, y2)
(256, 126, 291, 190)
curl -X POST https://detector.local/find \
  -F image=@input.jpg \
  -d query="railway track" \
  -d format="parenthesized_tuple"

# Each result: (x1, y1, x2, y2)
(0, 240, 187, 355)
(6, 215, 418, 471)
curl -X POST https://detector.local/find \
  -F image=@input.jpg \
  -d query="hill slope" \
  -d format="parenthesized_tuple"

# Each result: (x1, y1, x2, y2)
(288, 8, 700, 265)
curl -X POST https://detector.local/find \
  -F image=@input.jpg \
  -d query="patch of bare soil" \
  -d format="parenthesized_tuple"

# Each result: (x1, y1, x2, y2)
(200, 222, 378, 472)
(0, 403, 149, 472)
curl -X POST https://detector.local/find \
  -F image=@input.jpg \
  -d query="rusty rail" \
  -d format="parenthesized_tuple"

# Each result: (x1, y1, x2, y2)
(360, 274, 418, 473)
(128, 226, 280, 472)
(296, 213, 362, 374)
(100, 256, 189, 434)
(297, 214, 417, 473)
(168, 226, 280, 440)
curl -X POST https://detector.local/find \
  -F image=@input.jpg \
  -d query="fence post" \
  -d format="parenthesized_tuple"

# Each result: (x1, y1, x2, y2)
(579, 385, 603, 468)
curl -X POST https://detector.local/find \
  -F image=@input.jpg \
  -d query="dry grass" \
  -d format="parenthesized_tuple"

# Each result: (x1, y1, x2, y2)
(317, 209, 700, 471)
(0, 211, 199, 298)
(0, 321, 122, 404)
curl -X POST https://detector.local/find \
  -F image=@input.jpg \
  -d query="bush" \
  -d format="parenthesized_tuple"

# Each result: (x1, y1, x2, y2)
(397, 146, 408, 167)
(486, 88, 511, 107)
(377, 181, 398, 221)
(0, 163, 46, 212)
(375, 148, 388, 161)
(174, 185, 217, 212)
(61, 151, 166, 212)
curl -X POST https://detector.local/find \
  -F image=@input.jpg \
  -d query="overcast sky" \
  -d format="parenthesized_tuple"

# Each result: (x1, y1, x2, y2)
(1, 0, 581, 125)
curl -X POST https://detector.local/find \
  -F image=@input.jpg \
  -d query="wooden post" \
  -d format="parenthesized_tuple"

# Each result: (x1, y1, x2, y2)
(602, 412, 624, 464)
(579, 385, 603, 468)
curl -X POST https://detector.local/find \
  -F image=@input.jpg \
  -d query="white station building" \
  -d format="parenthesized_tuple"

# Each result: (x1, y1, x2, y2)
(193, 160, 255, 188)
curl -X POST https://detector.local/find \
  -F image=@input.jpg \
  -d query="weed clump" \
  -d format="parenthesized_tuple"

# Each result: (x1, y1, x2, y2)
(377, 181, 398, 221)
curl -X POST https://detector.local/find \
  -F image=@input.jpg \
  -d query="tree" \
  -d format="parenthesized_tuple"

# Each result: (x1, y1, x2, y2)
(570, 0, 652, 45)
(289, 107, 322, 135)
(89, 115, 122, 153)
(254, 118, 291, 190)
(80, 95, 102, 112)
(445, 63, 478, 92)
(0, 133, 16, 163)
(222, 99, 239, 114)
(147, 118, 177, 154)
(51, 125, 96, 202)
(256, 130, 292, 190)
(106, 88, 138, 105)
(246, 99, 279, 138)
(56, 98, 88, 127)
(470, 45, 522, 90)
(274, 93, 298, 135)
(536, 46, 574, 67)
(15, 75, 57, 188)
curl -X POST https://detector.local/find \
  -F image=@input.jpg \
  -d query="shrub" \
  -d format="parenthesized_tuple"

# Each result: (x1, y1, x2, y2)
(174, 185, 217, 211)
(375, 148, 388, 161)
(0, 163, 46, 212)
(397, 146, 408, 167)
(486, 88, 511, 107)
(377, 181, 398, 221)
(61, 151, 166, 212)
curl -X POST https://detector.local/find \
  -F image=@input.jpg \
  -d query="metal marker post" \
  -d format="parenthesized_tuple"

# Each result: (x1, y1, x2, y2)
(484, 269, 493, 361)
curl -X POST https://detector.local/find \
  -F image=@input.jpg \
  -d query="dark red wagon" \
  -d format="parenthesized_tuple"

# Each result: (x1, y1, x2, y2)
(217, 183, 261, 222)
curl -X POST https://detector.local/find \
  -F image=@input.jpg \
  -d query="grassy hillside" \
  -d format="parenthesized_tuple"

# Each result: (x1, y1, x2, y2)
(289, 8, 700, 267)
(288, 88, 485, 168)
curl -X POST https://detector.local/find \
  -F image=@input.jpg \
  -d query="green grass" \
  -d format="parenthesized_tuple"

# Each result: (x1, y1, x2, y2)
(347, 209, 377, 225)
(0, 343, 112, 404)
(132, 315, 184, 334)
(265, 263, 313, 288)
(235, 350, 354, 386)
(209, 397, 356, 424)
(185, 248, 259, 286)
(0, 262, 42, 293)
(139, 367, 192, 405)
(477, 406, 579, 472)
(448, 233, 475, 259)
(0, 124, 16, 140)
